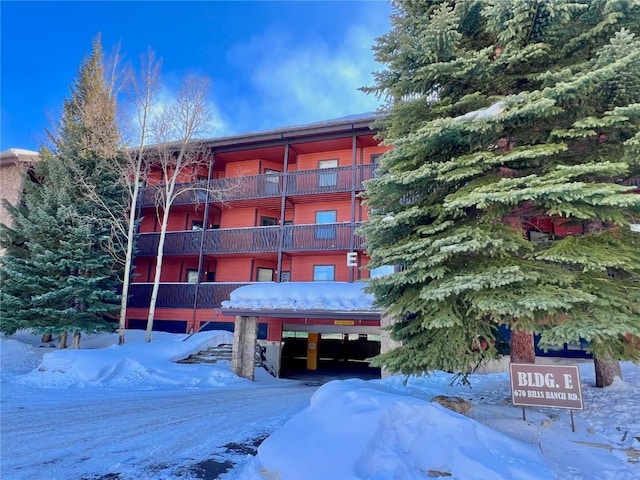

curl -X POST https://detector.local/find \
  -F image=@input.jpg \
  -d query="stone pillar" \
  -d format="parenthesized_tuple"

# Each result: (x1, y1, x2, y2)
(232, 315, 258, 381)
(380, 309, 401, 378)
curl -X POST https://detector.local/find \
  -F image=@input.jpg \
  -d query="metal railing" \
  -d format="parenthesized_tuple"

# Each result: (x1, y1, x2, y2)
(135, 223, 366, 256)
(128, 282, 250, 309)
(137, 164, 379, 207)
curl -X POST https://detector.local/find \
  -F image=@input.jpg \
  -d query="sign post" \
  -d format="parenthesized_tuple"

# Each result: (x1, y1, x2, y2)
(509, 363, 583, 432)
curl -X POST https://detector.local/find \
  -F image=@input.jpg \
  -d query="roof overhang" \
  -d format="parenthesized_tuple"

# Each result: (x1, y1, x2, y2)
(221, 308, 381, 321)
(0, 148, 39, 167)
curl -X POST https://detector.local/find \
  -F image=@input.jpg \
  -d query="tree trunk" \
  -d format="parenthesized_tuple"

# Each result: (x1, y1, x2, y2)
(72, 331, 81, 349)
(41, 333, 53, 343)
(146, 202, 172, 343)
(118, 178, 141, 346)
(510, 330, 535, 363)
(60, 331, 68, 349)
(594, 354, 622, 387)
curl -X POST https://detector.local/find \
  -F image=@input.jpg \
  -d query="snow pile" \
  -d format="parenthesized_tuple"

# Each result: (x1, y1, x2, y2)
(455, 99, 507, 121)
(2, 331, 640, 480)
(222, 281, 377, 311)
(240, 379, 554, 480)
(3, 330, 245, 389)
(0, 337, 42, 376)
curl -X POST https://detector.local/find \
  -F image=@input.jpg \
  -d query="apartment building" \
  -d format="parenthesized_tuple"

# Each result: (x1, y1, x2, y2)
(125, 114, 390, 376)
(124, 114, 639, 377)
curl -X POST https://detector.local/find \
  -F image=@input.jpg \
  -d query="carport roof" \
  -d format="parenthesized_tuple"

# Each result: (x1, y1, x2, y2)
(220, 282, 381, 320)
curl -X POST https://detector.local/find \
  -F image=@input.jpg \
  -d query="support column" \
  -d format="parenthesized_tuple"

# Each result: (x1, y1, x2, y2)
(307, 332, 320, 370)
(232, 315, 258, 381)
(380, 309, 401, 378)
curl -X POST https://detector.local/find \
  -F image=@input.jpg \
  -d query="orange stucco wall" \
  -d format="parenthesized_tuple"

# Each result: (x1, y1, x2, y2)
(296, 149, 353, 170)
(220, 207, 257, 228)
(214, 257, 254, 281)
(290, 254, 350, 282)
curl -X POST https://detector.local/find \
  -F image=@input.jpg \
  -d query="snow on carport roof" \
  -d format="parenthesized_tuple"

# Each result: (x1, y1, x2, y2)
(221, 282, 380, 319)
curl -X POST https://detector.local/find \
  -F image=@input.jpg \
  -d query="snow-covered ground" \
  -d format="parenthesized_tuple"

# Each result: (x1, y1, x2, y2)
(1, 330, 639, 480)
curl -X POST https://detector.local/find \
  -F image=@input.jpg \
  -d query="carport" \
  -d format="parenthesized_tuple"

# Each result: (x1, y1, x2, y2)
(220, 282, 395, 380)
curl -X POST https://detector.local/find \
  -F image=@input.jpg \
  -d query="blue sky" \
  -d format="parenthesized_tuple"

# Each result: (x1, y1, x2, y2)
(0, 1, 391, 151)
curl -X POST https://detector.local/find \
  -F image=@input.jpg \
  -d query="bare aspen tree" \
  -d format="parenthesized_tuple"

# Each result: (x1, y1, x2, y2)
(144, 74, 215, 343)
(69, 50, 161, 346)
(115, 51, 162, 345)
(68, 50, 237, 344)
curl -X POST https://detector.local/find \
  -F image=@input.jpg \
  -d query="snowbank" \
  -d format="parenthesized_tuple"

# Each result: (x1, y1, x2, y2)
(2, 330, 246, 389)
(241, 379, 554, 480)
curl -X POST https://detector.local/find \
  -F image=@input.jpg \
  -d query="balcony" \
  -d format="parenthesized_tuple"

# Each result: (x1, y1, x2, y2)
(137, 164, 378, 207)
(135, 223, 366, 256)
(128, 282, 249, 308)
(285, 164, 377, 196)
(281, 224, 366, 251)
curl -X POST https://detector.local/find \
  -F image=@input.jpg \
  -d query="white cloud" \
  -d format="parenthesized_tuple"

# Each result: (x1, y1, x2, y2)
(225, 9, 389, 133)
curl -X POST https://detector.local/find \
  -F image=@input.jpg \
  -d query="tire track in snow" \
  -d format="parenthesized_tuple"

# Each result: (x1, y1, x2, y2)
(1, 382, 316, 480)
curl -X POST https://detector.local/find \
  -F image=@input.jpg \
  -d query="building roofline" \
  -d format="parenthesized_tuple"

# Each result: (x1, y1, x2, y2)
(151, 113, 383, 153)
(0, 148, 39, 167)
(208, 113, 380, 143)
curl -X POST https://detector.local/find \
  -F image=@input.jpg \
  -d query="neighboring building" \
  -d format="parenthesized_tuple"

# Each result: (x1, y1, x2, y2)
(0, 148, 39, 256)
(126, 114, 389, 376)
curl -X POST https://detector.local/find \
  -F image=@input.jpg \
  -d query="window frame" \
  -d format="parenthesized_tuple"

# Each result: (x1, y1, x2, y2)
(191, 220, 204, 231)
(318, 159, 339, 187)
(256, 267, 274, 282)
(260, 216, 278, 227)
(313, 265, 335, 281)
(186, 269, 199, 283)
(315, 210, 337, 240)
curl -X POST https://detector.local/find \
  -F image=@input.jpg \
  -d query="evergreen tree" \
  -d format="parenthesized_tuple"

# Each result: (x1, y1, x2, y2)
(0, 37, 124, 344)
(361, 0, 640, 382)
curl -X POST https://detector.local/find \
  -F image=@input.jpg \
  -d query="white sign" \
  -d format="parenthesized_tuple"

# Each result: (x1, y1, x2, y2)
(346, 252, 358, 266)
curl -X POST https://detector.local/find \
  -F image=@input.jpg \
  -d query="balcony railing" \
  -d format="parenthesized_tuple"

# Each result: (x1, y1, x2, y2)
(282, 224, 366, 251)
(135, 223, 366, 256)
(138, 164, 379, 207)
(128, 282, 250, 309)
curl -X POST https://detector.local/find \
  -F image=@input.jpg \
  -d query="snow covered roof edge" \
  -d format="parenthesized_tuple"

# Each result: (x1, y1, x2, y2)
(221, 282, 378, 313)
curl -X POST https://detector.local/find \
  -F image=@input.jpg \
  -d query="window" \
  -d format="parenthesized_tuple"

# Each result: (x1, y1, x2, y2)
(186, 269, 199, 283)
(370, 153, 382, 178)
(191, 221, 204, 230)
(280, 271, 291, 282)
(260, 216, 278, 227)
(205, 271, 216, 282)
(257, 267, 273, 282)
(318, 159, 338, 187)
(315, 210, 337, 240)
(262, 169, 280, 194)
(313, 265, 335, 281)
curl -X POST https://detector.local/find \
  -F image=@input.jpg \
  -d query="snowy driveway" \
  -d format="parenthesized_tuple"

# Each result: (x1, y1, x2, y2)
(1, 381, 316, 480)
